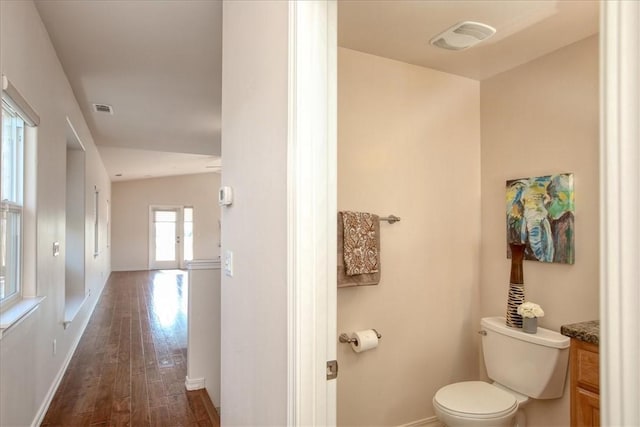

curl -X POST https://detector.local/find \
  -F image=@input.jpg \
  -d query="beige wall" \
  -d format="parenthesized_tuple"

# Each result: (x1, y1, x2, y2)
(480, 35, 599, 426)
(338, 48, 482, 426)
(220, 1, 289, 425)
(187, 265, 221, 408)
(111, 173, 220, 271)
(0, 1, 111, 425)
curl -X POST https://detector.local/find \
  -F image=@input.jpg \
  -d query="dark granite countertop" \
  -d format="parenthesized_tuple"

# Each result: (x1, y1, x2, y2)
(561, 320, 599, 345)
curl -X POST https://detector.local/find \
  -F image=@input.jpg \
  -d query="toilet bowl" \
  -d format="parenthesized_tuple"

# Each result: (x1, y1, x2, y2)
(432, 317, 570, 427)
(432, 381, 528, 427)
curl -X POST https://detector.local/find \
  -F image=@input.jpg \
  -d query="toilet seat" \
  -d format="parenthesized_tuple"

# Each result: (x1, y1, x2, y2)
(433, 381, 518, 420)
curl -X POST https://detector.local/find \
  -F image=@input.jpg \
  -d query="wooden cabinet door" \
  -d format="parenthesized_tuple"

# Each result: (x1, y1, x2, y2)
(570, 339, 600, 426)
(576, 387, 600, 427)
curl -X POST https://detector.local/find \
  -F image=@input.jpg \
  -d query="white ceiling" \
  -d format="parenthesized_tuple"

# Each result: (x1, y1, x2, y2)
(35, 0, 222, 182)
(338, 0, 599, 80)
(36, 1, 598, 182)
(99, 146, 220, 182)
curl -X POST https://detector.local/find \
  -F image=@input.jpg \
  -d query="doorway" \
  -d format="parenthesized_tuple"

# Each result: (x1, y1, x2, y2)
(149, 205, 193, 270)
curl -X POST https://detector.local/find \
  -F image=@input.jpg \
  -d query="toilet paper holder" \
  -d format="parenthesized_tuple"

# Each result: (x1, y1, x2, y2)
(339, 329, 382, 344)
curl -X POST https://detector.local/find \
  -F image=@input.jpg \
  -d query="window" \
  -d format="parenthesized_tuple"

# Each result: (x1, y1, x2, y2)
(1, 76, 40, 328)
(1, 102, 24, 305)
(93, 187, 99, 257)
(183, 207, 193, 262)
(154, 209, 177, 262)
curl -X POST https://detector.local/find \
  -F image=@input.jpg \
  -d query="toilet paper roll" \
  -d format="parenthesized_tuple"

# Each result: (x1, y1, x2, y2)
(350, 329, 379, 353)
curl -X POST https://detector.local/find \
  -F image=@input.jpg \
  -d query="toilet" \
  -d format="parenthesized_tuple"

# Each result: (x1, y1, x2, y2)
(432, 316, 570, 427)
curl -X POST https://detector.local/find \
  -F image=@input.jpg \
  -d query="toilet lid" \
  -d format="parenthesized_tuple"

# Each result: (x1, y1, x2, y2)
(434, 381, 518, 419)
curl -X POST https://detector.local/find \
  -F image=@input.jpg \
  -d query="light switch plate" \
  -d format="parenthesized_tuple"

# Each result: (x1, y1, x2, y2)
(53, 242, 60, 257)
(224, 250, 233, 277)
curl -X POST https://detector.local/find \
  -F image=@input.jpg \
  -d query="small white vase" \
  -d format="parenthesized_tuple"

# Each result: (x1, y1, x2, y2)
(523, 317, 538, 334)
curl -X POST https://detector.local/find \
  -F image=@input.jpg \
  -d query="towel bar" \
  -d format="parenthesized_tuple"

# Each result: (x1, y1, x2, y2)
(379, 215, 400, 224)
(339, 329, 382, 344)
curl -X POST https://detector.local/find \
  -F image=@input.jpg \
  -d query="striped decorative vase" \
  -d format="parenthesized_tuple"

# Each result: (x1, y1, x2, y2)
(506, 243, 526, 328)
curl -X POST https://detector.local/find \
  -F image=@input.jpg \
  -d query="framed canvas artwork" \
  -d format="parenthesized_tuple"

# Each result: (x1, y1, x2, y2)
(506, 173, 575, 264)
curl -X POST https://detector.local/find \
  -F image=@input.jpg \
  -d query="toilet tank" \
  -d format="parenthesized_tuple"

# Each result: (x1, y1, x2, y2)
(481, 316, 570, 399)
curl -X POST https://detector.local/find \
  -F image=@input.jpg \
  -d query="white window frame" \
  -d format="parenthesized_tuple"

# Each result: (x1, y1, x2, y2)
(0, 102, 24, 308)
(0, 75, 43, 336)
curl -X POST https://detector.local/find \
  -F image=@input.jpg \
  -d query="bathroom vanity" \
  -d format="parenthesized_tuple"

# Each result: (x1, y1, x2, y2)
(561, 320, 600, 427)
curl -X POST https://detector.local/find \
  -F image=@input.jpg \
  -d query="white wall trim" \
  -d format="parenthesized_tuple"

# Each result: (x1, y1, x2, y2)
(186, 259, 221, 270)
(65, 116, 86, 152)
(1, 74, 40, 126)
(0, 296, 45, 336)
(31, 274, 110, 427)
(600, 1, 640, 426)
(32, 343, 76, 427)
(287, 1, 337, 425)
(395, 416, 442, 427)
(184, 376, 205, 391)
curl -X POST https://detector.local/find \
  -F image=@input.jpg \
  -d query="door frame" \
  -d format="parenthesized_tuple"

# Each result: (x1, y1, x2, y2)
(600, 1, 640, 425)
(286, 1, 640, 425)
(287, 1, 337, 425)
(148, 205, 183, 270)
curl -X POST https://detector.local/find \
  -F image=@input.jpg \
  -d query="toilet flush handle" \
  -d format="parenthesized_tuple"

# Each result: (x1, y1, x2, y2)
(477, 330, 487, 336)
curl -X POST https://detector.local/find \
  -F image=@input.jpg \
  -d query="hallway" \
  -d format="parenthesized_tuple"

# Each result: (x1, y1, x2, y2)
(41, 271, 220, 427)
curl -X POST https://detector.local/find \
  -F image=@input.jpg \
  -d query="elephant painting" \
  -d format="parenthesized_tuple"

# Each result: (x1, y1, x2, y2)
(506, 173, 575, 264)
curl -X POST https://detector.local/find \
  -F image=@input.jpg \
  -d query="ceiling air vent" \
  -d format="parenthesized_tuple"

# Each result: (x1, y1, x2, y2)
(92, 103, 114, 114)
(430, 21, 496, 51)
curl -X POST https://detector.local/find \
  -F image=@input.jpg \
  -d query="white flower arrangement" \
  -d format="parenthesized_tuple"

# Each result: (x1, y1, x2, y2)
(517, 301, 545, 319)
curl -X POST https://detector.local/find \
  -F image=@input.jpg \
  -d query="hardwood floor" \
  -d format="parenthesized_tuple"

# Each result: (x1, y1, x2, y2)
(42, 270, 220, 427)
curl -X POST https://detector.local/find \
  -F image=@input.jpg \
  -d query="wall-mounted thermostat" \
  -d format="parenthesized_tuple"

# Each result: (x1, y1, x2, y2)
(219, 186, 233, 206)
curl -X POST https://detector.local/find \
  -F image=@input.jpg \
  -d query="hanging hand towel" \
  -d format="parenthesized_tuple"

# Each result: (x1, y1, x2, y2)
(337, 212, 381, 287)
(342, 211, 379, 275)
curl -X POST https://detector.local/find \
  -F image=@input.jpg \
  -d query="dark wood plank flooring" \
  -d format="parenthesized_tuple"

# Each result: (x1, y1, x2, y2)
(42, 270, 220, 427)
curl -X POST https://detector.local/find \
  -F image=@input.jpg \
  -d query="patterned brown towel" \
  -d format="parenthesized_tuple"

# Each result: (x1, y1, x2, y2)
(337, 212, 380, 287)
(342, 211, 379, 275)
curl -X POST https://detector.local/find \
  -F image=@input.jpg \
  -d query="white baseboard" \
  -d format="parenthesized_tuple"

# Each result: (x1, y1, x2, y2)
(396, 415, 442, 427)
(31, 273, 111, 427)
(185, 376, 205, 391)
